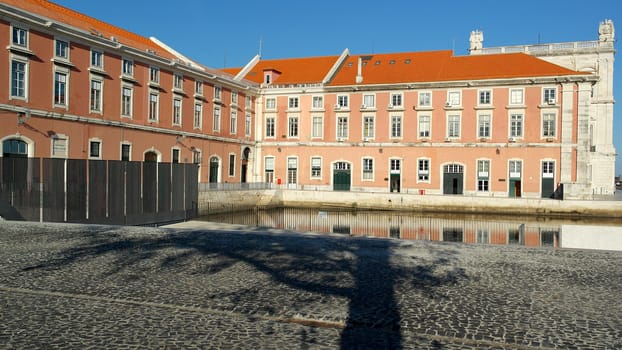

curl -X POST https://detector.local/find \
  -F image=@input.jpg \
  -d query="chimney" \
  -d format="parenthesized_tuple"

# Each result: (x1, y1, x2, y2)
(355, 57, 363, 84)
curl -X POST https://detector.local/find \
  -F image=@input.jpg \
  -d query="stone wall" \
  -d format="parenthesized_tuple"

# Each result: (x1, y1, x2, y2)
(200, 189, 622, 218)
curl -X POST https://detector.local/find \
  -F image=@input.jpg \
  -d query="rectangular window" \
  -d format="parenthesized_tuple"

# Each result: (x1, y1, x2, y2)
(337, 95, 349, 108)
(543, 88, 556, 104)
(419, 115, 430, 138)
(121, 144, 131, 161)
(230, 111, 237, 134)
(11, 60, 27, 98)
(363, 116, 375, 139)
(391, 115, 402, 138)
(448, 115, 460, 138)
(213, 107, 221, 131)
(266, 116, 275, 137)
(245, 113, 251, 137)
(195, 80, 203, 95)
(214, 86, 222, 100)
(288, 116, 299, 137)
(51, 137, 67, 158)
(448, 91, 461, 106)
(121, 86, 133, 117)
(362, 94, 375, 108)
(55, 39, 69, 59)
(148, 92, 159, 121)
(287, 157, 298, 185)
(510, 89, 524, 105)
(12, 26, 28, 47)
(390, 93, 402, 107)
(54, 72, 67, 106)
(363, 158, 374, 180)
(229, 154, 235, 177)
(288, 97, 299, 109)
(391, 159, 401, 172)
(122, 58, 133, 76)
(418, 91, 431, 107)
(337, 116, 348, 139)
(172, 149, 180, 164)
(172, 98, 182, 125)
(90, 50, 103, 68)
(312, 96, 323, 109)
(192, 150, 201, 164)
(245, 95, 252, 109)
(509, 160, 522, 178)
(479, 90, 491, 105)
(312, 116, 323, 138)
(543, 161, 554, 178)
(265, 157, 275, 183)
(231, 91, 238, 105)
(266, 97, 276, 109)
(418, 159, 429, 181)
(543, 113, 556, 137)
(311, 157, 321, 178)
(478, 114, 491, 138)
(510, 114, 523, 138)
(174, 74, 183, 90)
(150, 67, 159, 83)
(89, 140, 101, 158)
(478, 160, 490, 192)
(90, 79, 102, 112)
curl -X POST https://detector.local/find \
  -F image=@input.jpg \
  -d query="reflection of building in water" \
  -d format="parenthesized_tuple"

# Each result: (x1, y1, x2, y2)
(206, 208, 560, 248)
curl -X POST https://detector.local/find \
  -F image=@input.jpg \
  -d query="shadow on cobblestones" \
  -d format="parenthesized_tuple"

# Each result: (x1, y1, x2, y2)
(20, 226, 467, 349)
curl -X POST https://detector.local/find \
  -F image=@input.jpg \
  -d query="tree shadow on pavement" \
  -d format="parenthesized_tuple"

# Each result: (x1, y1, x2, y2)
(20, 226, 467, 349)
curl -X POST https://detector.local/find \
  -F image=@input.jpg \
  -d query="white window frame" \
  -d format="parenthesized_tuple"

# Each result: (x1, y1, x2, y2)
(121, 84, 133, 118)
(447, 114, 461, 138)
(418, 158, 430, 182)
(173, 73, 183, 91)
(310, 156, 322, 178)
(265, 97, 276, 110)
(447, 90, 461, 106)
(389, 93, 403, 108)
(478, 113, 491, 139)
(149, 66, 160, 84)
(312, 95, 324, 109)
(362, 94, 375, 109)
(510, 113, 523, 138)
(88, 138, 102, 159)
(214, 86, 222, 101)
(336, 115, 348, 139)
(231, 91, 238, 105)
(288, 115, 299, 138)
(90, 49, 104, 69)
(245, 112, 251, 137)
(228, 153, 236, 177)
(418, 114, 431, 139)
(122, 58, 133, 77)
(336, 94, 349, 108)
(478, 89, 492, 106)
(10, 55, 28, 100)
(509, 88, 524, 105)
(11, 25, 28, 48)
(264, 156, 275, 183)
(543, 87, 557, 104)
(53, 68, 69, 108)
(477, 159, 490, 192)
(90, 77, 103, 113)
(51, 134, 68, 159)
(148, 91, 159, 122)
(213, 106, 221, 132)
(363, 115, 375, 139)
(288, 96, 299, 110)
(390, 115, 402, 138)
(195, 80, 203, 95)
(230, 110, 237, 134)
(542, 113, 556, 138)
(362, 157, 374, 181)
(265, 116, 275, 138)
(418, 91, 432, 107)
(311, 115, 323, 138)
(120, 142, 132, 162)
(54, 38, 70, 60)
(173, 97, 183, 126)
(192, 101, 203, 130)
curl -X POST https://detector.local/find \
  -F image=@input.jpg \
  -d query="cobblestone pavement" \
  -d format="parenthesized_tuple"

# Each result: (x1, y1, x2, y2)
(0, 221, 620, 349)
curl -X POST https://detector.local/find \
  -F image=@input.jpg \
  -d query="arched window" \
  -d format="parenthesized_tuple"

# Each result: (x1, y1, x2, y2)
(2, 139, 28, 158)
(144, 151, 158, 162)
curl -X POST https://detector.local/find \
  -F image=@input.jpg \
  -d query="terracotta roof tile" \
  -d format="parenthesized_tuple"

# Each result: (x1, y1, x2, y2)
(329, 51, 585, 86)
(227, 55, 341, 85)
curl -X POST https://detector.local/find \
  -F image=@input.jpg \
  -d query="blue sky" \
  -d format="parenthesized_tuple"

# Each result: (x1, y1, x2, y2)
(54, 0, 622, 175)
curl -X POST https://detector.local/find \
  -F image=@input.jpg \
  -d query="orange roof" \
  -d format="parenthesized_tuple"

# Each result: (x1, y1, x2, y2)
(329, 51, 585, 86)
(227, 55, 342, 85)
(4, 0, 177, 60)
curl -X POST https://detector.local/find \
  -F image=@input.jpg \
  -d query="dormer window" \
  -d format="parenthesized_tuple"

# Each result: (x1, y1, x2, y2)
(265, 74, 271, 85)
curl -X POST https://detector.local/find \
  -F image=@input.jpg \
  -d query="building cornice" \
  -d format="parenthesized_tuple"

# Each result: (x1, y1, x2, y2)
(0, 104, 255, 146)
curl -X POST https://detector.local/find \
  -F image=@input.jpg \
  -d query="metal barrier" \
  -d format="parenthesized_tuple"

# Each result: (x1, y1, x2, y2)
(0, 157, 198, 226)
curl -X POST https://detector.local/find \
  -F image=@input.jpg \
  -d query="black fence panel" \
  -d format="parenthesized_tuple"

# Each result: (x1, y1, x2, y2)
(185, 164, 198, 219)
(67, 159, 86, 222)
(126, 162, 141, 217)
(171, 163, 184, 212)
(43, 158, 65, 222)
(142, 162, 157, 214)
(108, 161, 125, 223)
(1, 157, 198, 226)
(158, 163, 171, 213)
(89, 160, 107, 222)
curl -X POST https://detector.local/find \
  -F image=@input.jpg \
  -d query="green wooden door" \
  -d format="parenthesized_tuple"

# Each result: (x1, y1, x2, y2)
(333, 170, 351, 191)
(209, 158, 219, 183)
